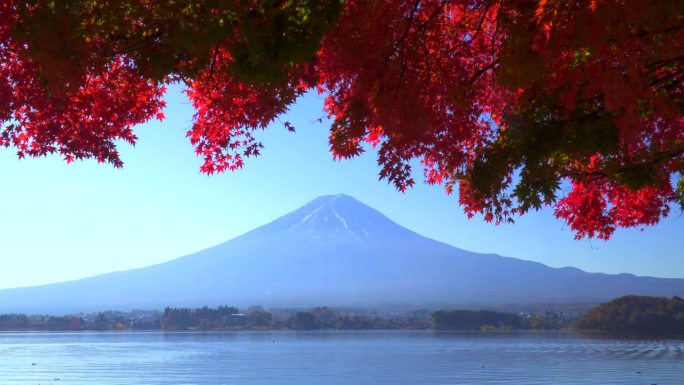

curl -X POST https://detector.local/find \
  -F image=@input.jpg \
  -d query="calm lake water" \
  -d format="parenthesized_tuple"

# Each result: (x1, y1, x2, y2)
(1, 331, 683, 384)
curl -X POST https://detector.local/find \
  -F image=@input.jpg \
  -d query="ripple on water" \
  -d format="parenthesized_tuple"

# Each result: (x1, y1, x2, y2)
(1, 331, 683, 384)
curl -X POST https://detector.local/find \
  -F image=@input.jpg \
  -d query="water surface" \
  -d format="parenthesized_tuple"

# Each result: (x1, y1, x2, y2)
(1, 331, 682, 384)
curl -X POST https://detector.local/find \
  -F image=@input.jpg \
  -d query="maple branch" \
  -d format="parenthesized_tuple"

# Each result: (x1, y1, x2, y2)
(461, 0, 495, 47)
(384, 0, 451, 66)
(384, 0, 422, 67)
(637, 25, 684, 39)
(175, 72, 192, 86)
(385, 0, 455, 89)
(415, 0, 450, 36)
(573, 145, 684, 183)
(113, 31, 164, 56)
(646, 55, 684, 71)
(200, 44, 223, 89)
(469, 58, 500, 84)
(651, 70, 684, 88)
(383, 0, 424, 89)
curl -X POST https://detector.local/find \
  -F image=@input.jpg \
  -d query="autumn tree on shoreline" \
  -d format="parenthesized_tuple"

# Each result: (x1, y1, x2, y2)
(1, 0, 682, 239)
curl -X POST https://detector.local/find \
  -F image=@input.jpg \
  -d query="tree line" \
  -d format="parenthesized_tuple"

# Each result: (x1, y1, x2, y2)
(160, 306, 428, 331)
(0, 310, 160, 331)
(0, 305, 577, 332)
(3, 296, 681, 333)
(575, 295, 684, 333)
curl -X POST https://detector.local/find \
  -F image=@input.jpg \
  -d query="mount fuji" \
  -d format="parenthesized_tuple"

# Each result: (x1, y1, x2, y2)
(1, 194, 683, 313)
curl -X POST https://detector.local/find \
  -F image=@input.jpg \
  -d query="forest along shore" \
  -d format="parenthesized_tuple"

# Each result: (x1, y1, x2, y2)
(3, 296, 681, 333)
(0, 305, 578, 332)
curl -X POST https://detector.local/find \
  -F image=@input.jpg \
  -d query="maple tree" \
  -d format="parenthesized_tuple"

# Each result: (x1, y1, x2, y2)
(0, 0, 682, 239)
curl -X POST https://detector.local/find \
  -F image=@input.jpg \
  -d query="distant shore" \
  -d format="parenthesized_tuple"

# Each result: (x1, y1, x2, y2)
(0, 305, 575, 332)
(4, 295, 681, 334)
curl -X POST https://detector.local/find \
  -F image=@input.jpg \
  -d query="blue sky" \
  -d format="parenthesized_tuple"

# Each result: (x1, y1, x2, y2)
(1, 85, 682, 289)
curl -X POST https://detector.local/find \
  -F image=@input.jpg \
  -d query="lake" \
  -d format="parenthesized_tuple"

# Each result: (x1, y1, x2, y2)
(1, 331, 682, 384)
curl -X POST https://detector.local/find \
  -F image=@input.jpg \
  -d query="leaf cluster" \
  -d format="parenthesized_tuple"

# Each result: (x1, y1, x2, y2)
(2, 0, 683, 240)
(12, 0, 343, 86)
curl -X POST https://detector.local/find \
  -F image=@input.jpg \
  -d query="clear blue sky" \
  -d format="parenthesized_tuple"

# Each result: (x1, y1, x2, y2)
(1, 85, 682, 289)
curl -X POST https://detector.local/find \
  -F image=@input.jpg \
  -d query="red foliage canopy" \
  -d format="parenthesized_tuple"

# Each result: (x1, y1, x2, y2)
(0, 0, 682, 239)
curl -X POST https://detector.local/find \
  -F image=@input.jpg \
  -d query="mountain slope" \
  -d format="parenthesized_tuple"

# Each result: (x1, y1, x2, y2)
(1, 194, 683, 313)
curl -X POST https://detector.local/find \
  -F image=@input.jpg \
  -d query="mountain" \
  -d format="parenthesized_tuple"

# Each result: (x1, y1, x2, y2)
(1, 194, 683, 314)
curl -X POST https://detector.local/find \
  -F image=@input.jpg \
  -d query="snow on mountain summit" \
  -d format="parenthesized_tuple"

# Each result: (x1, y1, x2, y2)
(256, 193, 423, 243)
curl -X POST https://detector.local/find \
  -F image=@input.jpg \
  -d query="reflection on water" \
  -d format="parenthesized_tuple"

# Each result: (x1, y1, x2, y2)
(1, 331, 683, 384)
